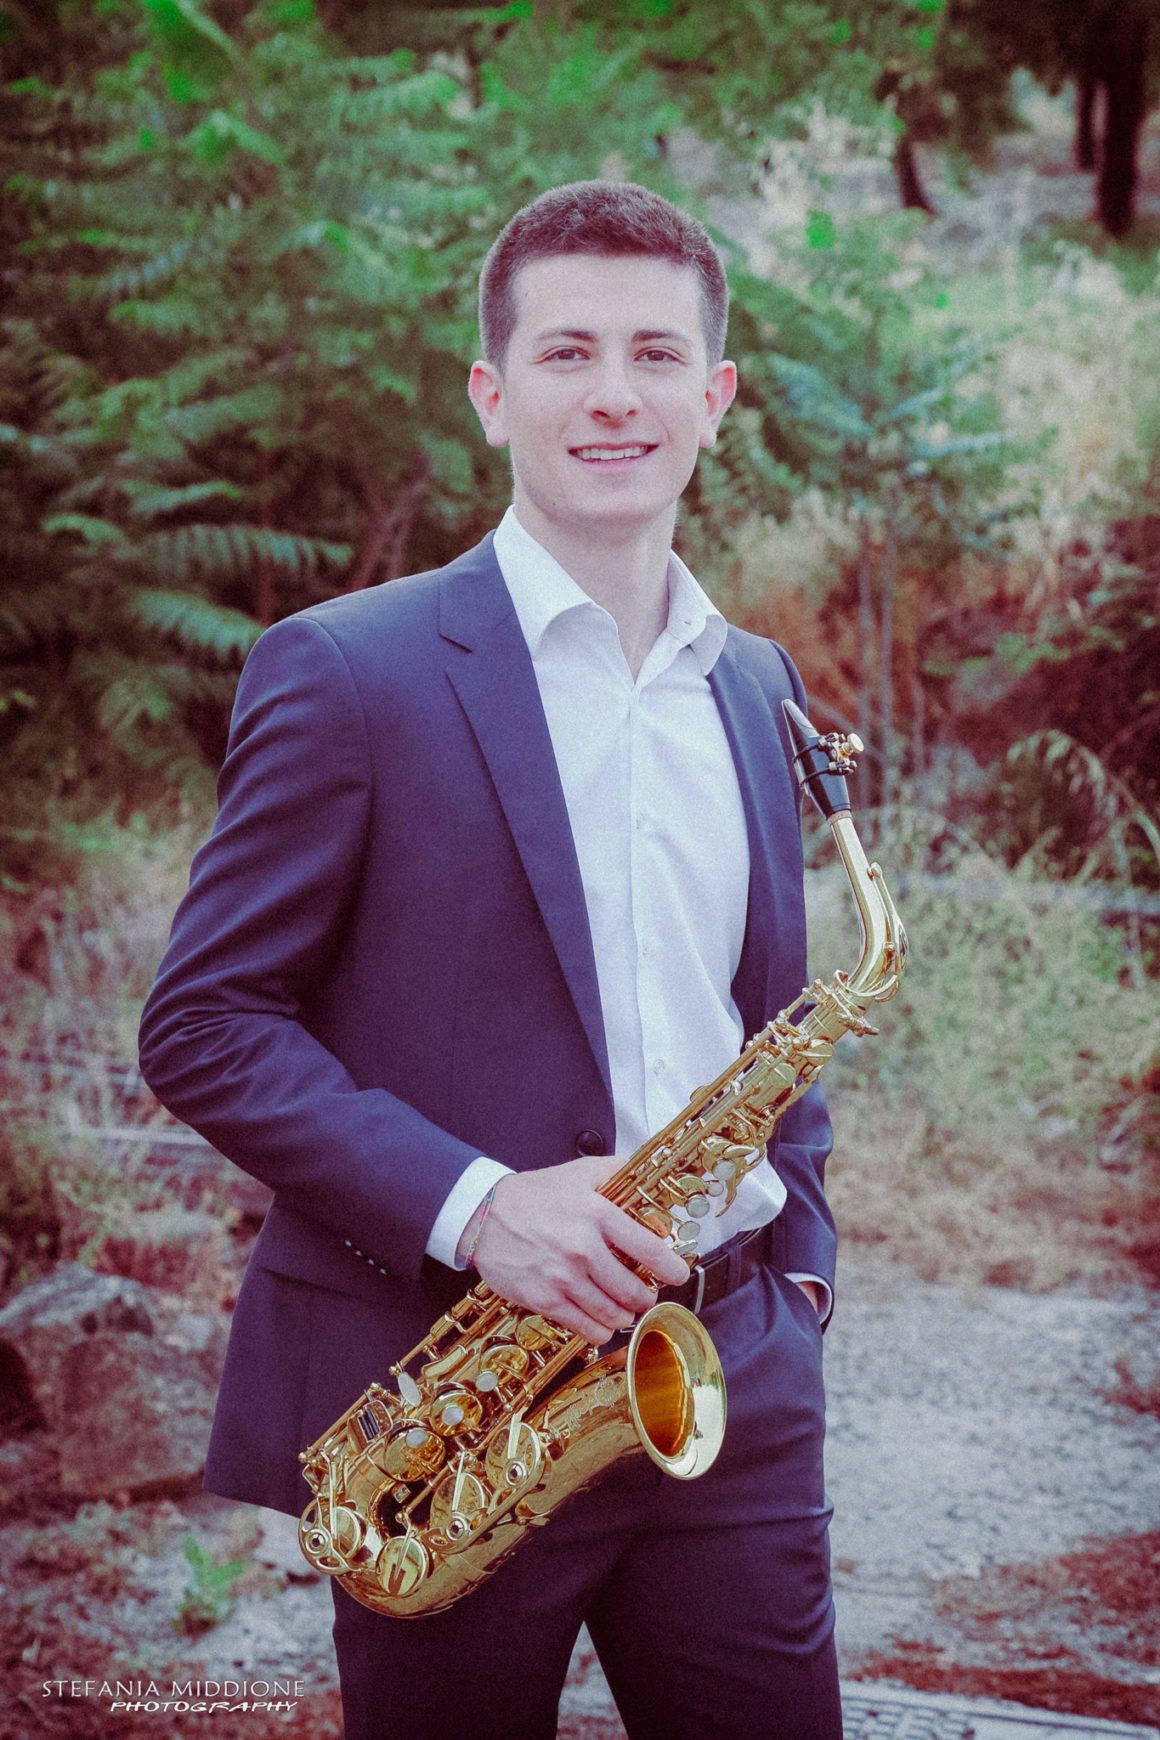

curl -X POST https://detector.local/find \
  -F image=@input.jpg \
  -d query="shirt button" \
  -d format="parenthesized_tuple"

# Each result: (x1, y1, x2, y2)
(574, 1128, 606, 1157)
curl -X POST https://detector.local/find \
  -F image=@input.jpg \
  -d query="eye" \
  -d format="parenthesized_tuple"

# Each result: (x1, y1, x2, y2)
(544, 346, 586, 363)
(639, 348, 680, 364)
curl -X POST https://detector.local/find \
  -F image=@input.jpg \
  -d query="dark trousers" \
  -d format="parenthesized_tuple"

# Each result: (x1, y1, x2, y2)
(331, 1269, 840, 1740)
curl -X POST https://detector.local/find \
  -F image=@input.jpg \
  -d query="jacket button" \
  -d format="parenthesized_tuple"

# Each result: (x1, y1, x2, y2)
(574, 1128, 606, 1157)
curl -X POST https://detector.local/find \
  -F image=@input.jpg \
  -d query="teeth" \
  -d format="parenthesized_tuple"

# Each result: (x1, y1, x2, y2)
(574, 446, 648, 461)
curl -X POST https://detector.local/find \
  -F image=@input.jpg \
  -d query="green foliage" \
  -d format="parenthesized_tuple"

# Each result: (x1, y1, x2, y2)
(726, 215, 1028, 536)
(569, 0, 893, 167)
(1005, 729, 1160, 886)
(686, 211, 1036, 801)
(174, 1532, 247, 1635)
(0, 0, 703, 871)
(0, 0, 1156, 900)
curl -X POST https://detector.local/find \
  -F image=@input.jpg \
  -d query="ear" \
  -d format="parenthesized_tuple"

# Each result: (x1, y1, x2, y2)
(699, 360, 738, 449)
(468, 360, 509, 448)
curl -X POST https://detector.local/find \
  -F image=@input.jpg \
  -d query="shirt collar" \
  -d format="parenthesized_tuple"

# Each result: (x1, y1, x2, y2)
(492, 506, 728, 675)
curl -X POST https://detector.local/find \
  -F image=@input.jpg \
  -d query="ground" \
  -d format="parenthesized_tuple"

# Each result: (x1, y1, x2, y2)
(2, 1249, 1158, 1739)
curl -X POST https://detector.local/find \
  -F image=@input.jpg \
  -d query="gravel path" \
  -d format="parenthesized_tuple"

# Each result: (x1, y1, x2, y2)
(558, 1262, 1160, 1733)
(6, 1264, 1157, 1738)
(824, 1262, 1160, 1669)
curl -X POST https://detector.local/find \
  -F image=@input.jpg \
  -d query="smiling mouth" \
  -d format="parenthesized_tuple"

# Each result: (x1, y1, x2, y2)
(571, 444, 655, 462)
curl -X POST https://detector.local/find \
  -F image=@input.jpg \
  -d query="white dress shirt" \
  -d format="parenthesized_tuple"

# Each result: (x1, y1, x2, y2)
(428, 510, 825, 1304)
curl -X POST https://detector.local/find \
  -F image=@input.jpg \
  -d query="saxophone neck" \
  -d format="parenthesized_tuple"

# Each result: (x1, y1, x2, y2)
(782, 699, 908, 1006)
(828, 811, 907, 1002)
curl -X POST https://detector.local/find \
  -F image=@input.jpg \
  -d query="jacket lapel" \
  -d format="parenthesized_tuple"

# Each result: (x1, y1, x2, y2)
(437, 538, 612, 1097)
(709, 636, 808, 1035)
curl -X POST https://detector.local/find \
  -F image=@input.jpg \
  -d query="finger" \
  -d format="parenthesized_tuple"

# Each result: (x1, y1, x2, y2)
(475, 1258, 627, 1345)
(598, 1206, 691, 1288)
(543, 1291, 622, 1346)
(583, 1240, 666, 1316)
(555, 1263, 642, 1334)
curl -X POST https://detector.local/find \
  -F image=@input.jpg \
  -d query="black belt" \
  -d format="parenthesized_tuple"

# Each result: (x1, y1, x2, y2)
(658, 1223, 772, 1317)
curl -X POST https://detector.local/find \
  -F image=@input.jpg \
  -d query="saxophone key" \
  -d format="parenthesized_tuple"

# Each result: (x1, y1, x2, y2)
(355, 1407, 378, 1445)
(430, 1385, 484, 1437)
(298, 1499, 364, 1574)
(484, 1418, 544, 1489)
(515, 1314, 565, 1351)
(376, 1531, 430, 1599)
(374, 1423, 445, 1482)
(477, 1341, 531, 1382)
(421, 1346, 475, 1383)
(394, 1369, 422, 1407)
(429, 1459, 489, 1537)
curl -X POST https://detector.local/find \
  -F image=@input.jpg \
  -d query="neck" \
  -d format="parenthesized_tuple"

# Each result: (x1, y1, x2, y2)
(512, 498, 674, 679)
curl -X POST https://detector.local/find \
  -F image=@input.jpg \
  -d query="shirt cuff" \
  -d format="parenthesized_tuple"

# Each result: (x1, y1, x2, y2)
(426, 1156, 514, 1271)
(784, 1272, 833, 1324)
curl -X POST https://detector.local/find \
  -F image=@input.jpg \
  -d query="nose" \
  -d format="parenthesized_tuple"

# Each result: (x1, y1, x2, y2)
(583, 358, 642, 423)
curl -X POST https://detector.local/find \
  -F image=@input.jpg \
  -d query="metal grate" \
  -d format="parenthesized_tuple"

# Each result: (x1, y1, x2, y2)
(842, 1691, 975, 1740)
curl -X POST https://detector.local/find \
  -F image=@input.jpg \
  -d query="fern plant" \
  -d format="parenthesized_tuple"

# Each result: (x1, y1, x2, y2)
(1, 0, 706, 874)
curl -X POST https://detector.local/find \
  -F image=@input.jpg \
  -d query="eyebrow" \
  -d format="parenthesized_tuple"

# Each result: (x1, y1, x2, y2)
(534, 327, 694, 346)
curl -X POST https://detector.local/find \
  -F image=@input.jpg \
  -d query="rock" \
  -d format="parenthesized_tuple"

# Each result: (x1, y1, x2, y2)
(0, 1264, 227, 1495)
(1113, 1323, 1160, 1413)
(59, 1204, 239, 1313)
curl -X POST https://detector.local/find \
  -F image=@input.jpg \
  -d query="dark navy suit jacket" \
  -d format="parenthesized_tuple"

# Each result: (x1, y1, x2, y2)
(138, 534, 835, 1516)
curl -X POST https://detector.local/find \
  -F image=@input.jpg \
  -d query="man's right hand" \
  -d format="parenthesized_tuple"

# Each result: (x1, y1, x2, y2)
(461, 1155, 690, 1344)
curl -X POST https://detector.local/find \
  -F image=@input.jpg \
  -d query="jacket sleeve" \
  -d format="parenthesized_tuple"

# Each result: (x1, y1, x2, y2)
(137, 614, 481, 1286)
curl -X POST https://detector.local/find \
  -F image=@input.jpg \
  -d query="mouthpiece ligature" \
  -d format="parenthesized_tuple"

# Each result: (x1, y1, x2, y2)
(782, 698, 863, 820)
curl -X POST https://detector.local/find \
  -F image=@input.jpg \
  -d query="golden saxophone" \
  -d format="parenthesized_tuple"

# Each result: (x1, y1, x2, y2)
(298, 701, 908, 1616)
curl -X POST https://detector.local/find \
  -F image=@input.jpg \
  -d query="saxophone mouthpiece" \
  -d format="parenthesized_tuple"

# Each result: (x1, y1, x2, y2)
(782, 699, 862, 820)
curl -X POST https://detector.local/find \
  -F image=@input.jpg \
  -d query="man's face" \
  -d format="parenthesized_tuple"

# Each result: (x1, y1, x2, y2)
(469, 253, 736, 550)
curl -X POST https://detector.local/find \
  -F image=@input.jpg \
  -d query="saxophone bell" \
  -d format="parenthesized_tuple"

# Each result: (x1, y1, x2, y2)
(626, 1302, 726, 1479)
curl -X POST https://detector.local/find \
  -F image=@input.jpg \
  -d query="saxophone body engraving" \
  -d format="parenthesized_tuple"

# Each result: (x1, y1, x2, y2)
(298, 702, 908, 1616)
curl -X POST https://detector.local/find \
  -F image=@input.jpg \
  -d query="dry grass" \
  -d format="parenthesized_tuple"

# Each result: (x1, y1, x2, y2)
(827, 1090, 1160, 1292)
(0, 815, 247, 1302)
(809, 846, 1160, 1292)
(0, 814, 1156, 1304)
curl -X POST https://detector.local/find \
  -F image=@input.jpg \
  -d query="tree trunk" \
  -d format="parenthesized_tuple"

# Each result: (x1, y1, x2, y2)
(857, 513, 875, 810)
(381, 452, 433, 583)
(255, 450, 275, 627)
(1097, 9, 1147, 239)
(1074, 75, 1098, 172)
(895, 134, 936, 216)
(343, 449, 432, 592)
(911, 672, 926, 795)
(1084, 0, 1149, 240)
(878, 484, 899, 803)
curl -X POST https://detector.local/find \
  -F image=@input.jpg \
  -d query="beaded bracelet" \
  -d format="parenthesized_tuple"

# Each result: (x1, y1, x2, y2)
(464, 1184, 497, 1269)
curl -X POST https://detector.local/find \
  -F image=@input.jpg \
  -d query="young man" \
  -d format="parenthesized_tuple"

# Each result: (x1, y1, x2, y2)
(139, 180, 840, 1740)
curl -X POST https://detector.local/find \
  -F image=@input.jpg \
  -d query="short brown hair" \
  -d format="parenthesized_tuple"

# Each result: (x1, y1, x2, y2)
(478, 180, 729, 370)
